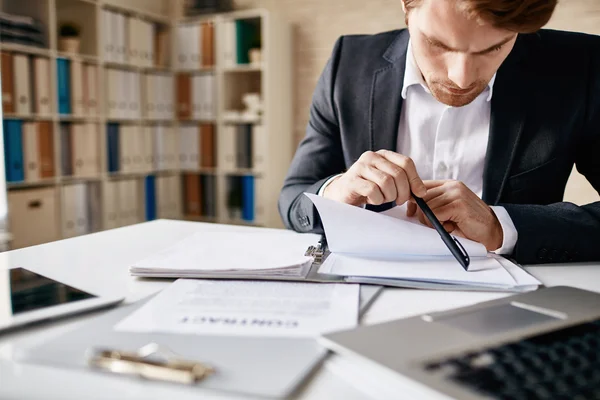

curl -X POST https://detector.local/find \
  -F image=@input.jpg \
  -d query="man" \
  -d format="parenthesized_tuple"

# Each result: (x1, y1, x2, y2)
(278, 0, 600, 265)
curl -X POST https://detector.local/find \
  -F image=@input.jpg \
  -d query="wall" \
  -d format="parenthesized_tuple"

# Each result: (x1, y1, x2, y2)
(185, 0, 600, 204)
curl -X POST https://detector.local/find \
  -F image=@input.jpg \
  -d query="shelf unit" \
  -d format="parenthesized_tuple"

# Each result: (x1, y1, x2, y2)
(1, 0, 292, 249)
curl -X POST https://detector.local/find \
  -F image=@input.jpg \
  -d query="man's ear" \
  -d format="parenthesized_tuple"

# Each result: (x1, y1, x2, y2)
(400, 0, 407, 14)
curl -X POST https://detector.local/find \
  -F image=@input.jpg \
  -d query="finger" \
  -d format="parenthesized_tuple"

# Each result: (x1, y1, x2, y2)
(442, 221, 456, 233)
(406, 201, 417, 217)
(350, 176, 385, 205)
(377, 150, 427, 197)
(356, 164, 397, 203)
(423, 180, 449, 189)
(420, 185, 448, 203)
(371, 157, 411, 204)
(417, 208, 434, 228)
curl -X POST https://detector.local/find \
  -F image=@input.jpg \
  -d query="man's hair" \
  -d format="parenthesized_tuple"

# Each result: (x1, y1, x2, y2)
(404, 0, 558, 33)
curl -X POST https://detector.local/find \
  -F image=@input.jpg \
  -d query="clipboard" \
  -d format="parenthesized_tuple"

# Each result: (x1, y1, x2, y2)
(15, 285, 382, 399)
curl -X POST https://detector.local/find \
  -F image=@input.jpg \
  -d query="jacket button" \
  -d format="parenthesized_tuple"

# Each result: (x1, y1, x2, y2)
(537, 248, 548, 261)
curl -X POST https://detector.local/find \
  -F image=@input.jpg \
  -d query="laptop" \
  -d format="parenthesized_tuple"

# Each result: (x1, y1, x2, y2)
(320, 286, 600, 400)
(0, 267, 124, 334)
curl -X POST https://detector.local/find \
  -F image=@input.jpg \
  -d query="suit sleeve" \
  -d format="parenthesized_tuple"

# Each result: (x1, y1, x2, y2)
(277, 37, 347, 233)
(502, 47, 600, 265)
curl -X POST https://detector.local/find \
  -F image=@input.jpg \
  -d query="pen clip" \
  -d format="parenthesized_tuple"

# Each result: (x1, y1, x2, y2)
(452, 236, 470, 269)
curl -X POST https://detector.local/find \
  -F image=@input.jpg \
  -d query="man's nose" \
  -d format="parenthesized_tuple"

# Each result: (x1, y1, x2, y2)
(447, 53, 477, 89)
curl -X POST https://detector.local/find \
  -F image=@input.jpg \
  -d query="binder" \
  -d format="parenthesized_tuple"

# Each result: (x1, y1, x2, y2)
(175, 25, 189, 70)
(107, 123, 120, 173)
(117, 180, 131, 226)
(3, 119, 25, 182)
(236, 124, 252, 169)
(130, 71, 141, 119)
(152, 126, 164, 171)
(200, 124, 215, 168)
(71, 60, 85, 116)
(87, 182, 102, 233)
(22, 122, 40, 181)
(142, 126, 154, 172)
(201, 174, 216, 217)
(144, 20, 156, 68)
(241, 175, 255, 221)
(226, 175, 243, 219)
(127, 16, 140, 66)
(13, 54, 31, 115)
(119, 125, 134, 173)
(190, 24, 201, 70)
(8, 187, 60, 249)
(85, 64, 99, 116)
(71, 124, 85, 176)
(163, 74, 174, 120)
(205, 74, 215, 120)
(252, 124, 266, 172)
(222, 21, 236, 67)
(102, 10, 115, 62)
(191, 75, 204, 120)
(118, 70, 129, 120)
(38, 121, 55, 178)
(235, 20, 258, 65)
(144, 175, 157, 221)
(167, 175, 181, 218)
(154, 29, 169, 68)
(57, 58, 71, 115)
(33, 57, 52, 115)
(184, 173, 201, 216)
(176, 73, 191, 120)
(60, 123, 73, 176)
(201, 22, 215, 67)
(166, 127, 178, 170)
(1, 51, 15, 113)
(144, 74, 156, 119)
(218, 126, 236, 171)
(103, 180, 120, 230)
(114, 12, 127, 64)
(63, 183, 89, 238)
(85, 123, 100, 175)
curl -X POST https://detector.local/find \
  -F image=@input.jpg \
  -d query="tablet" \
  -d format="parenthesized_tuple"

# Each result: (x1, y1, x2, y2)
(0, 268, 124, 333)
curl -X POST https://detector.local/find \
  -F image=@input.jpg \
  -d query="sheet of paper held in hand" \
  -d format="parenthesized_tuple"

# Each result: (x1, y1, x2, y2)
(305, 193, 541, 290)
(114, 279, 360, 338)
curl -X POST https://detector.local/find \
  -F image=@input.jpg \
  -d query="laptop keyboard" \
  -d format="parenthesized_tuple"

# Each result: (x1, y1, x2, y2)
(423, 319, 600, 400)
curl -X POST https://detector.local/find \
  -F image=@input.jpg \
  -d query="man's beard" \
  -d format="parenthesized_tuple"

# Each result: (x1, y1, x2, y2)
(427, 79, 488, 107)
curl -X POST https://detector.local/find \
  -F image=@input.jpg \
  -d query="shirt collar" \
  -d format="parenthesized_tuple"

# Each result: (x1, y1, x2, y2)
(401, 39, 496, 103)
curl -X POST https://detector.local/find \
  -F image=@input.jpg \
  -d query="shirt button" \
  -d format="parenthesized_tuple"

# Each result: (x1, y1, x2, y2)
(437, 162, 448, 175)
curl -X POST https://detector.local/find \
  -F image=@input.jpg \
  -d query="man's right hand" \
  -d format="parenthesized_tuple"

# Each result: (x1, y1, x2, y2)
(323, 150, 427, 206)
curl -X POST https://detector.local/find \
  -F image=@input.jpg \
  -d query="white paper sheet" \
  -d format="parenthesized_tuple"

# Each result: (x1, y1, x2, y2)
(114, 279, 360, 338)
(305, 193, 488, 258)
(130, 230, 319, 277)
(319, 253, 517, 287)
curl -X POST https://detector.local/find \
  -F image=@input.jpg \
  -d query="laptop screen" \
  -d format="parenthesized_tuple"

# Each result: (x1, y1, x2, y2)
(0, 268, 96, 324)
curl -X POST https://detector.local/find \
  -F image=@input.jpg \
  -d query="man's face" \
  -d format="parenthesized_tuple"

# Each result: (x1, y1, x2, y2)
(405, 0, 518, 107)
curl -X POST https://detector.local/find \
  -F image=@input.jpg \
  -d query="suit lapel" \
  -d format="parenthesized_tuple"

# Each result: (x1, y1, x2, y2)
(483, 35, 532, 204)
(370, 31, 410, 152)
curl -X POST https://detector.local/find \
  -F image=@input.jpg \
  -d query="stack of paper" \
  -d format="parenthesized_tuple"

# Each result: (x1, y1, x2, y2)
(130, 230, 320, 278)
(306, 193, 541, 292)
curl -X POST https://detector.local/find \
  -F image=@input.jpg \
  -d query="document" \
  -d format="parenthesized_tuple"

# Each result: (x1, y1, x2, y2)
(306, 193, 541, 291)
(305, 193, 488, 258)
(130, 230, 320, 278)
(115, 279, 360, 338)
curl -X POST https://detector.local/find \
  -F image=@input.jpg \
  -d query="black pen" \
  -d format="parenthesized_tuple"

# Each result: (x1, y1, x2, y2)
(411, 194, 470, 271)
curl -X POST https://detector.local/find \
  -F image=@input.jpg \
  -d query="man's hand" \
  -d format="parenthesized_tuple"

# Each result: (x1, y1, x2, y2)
(323, 150, 427, 206)
(406, 180, 503, 252)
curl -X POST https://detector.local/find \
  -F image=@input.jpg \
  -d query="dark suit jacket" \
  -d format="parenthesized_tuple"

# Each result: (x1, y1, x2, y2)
(278, 29, 600, 265)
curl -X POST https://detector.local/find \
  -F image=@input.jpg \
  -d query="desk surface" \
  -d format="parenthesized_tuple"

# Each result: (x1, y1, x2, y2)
(1, 220, 599, 400)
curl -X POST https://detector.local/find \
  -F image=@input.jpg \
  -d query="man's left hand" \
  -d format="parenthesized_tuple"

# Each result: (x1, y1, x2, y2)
(406, 180, 503, 252)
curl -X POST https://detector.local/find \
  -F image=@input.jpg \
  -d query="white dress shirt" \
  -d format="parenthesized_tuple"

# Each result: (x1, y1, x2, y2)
(320, 40, 518, 254)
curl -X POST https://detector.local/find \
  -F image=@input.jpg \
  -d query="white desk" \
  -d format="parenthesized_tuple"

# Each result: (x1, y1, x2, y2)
(0, 220, 599, 400)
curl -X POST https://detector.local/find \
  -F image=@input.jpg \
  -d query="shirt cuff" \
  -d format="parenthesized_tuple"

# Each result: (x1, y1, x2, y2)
(490, 206, 518, 255)
(317, 174, 343, 196)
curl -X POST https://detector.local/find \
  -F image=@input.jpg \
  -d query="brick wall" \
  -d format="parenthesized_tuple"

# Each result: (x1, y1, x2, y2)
(228, 0, 600, 204)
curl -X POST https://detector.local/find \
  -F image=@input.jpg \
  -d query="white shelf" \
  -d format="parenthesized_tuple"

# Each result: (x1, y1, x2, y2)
(0, 43, 53, 57)
(56, 52, 100, 63)
(223, 64, 263, 73)
(3, 114, 55, 120)
(101, 2, 171, 24)
(7, 179, 59, 189)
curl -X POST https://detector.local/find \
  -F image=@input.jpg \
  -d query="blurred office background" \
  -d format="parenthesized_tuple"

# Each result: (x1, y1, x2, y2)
(0, 0, 598, 250)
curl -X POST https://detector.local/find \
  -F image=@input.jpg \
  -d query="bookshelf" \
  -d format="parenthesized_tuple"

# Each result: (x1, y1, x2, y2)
(0, 0, 292, 249)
